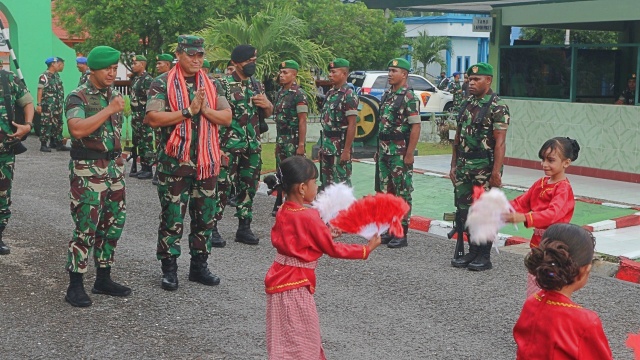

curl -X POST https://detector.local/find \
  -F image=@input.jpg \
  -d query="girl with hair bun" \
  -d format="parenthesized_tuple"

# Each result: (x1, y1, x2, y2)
(264, 156, 381, 359)
(513, 223, 612, 360)
(504, 137, 580, 297)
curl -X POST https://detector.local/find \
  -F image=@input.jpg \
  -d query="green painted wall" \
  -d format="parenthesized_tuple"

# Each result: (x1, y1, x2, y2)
(501, 0, 640, 27)
(1, 0, 79, 137)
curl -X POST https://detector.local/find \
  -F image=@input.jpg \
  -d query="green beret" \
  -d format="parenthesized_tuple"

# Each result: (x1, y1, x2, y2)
(387, 58, 410, 72)
(279, 60, 299, 71)
(203, 59, 210, 69)
(132, 55, 147, 62)
(156, 54, 173, 62)
(328, 58, 349, 70)
(87, 46, 121, 70)
(466, 62, 493, 77)
(177, 35, 204, 54)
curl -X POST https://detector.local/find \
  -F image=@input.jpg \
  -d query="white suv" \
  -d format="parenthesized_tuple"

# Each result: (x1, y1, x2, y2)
(348, 71, 454, 116)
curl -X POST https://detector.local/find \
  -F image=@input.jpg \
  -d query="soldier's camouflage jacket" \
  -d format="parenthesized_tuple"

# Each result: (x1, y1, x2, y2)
(319, 83, 358, 155)
(0, 70, 33, 154)
(78, 70, 90, 87)
(53, 72, 64, 108)
(130, 72, 154, 120)
(218, 73, 264, 154)
(38, 71, 60, 111)
(146, 72, 229, 176)
(273, 83, 308, 147)
(456, 90, 510, 158)
(378, 85, 420, 156)
(449, 81, 463, 109)
(65, 81, 124, 178)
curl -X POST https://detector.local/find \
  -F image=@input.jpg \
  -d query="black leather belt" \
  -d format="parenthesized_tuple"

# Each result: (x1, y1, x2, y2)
(324, 130, 343, 138)
(379, 133, 405, 141)
(458, 150, 492, 160)
(71, 148, 122, 161)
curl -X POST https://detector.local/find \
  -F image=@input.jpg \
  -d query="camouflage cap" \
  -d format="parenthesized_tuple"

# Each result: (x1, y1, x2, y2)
(203, 59, 210, 69)
(387, 58, 410, 72)
(87, 46, 121, 70)
(177, 35, 205, 55)
(156, 53, 173, 62)
(132, 55, 147, 62)
(279, 60, 299, 71)
(328, 58, 349, 70)
(466, 62, 493, 77)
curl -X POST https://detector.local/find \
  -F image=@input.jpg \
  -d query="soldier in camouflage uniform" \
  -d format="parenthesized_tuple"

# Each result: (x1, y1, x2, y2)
(449, 62, 510, 271)
(64, 46, 131, 307)
(36, 57, 61, 152)
(375, 58, 421, 249)
(76, 56, 90, 87)
(129, 55, 155, 179)
(146, 35, 232, 291)
(319, 58, 358, 189)
(448, 72, 463, 112)
(271, 59, 308, 216)
(0, 69, 35, 256)
(150, 53, 174, 186)
(211, 44, 273, 248)
(53, 58, 68, 151)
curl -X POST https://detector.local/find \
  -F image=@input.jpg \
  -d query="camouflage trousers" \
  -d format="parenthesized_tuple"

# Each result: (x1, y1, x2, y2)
(67, 173, 126, 273)
(131, 114, 155, 167)
(376, 155, 413, 226)
(319, 152, 351, 189)
(156, 172, 217, 259)
(39, 105, 63, 143)
(215, 151, 262, 221)
(454, 158, 495, 210)
(275, 135, 299, 169)
(0, 153, 15, 231)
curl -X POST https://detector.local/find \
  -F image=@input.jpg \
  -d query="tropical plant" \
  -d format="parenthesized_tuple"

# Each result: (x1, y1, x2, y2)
(197, 6, 333, 113)
(411, 31, 452, 77)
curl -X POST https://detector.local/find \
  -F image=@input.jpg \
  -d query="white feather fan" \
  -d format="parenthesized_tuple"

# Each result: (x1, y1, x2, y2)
(311, 183, 356, 223)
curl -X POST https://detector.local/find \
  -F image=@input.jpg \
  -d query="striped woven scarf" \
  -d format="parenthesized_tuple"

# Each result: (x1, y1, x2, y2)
(166, 65, 220, 179)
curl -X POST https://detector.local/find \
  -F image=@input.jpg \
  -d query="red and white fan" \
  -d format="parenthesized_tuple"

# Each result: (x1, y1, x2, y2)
(466, 186, 515, 245)
(311, 183, 357, 223)
(329, 193, 410, 239)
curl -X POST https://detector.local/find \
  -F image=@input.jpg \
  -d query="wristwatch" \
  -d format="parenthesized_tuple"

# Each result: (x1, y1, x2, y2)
(25, 122, 33, 128)
(182, 108, 192, 118)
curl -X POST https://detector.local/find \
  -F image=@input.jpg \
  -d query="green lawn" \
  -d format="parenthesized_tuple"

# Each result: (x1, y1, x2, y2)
(260, 142, 452, 173)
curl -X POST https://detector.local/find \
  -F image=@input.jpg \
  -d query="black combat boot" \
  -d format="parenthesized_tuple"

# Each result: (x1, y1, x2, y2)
(271, 190, 283, 217)
(235, 218, 259, 245)
(451, 242, 479, 268)
(137, 164, 153, 179)
(49, 138, 57, 149)
(188, 253, 220, 286)
(65, 271, 92, 307)
(40, 141, 51, 152)
(92, 267, 132, 296)
(210, 222, 226, 248)
(151, 168, 159, 186)
(380, 231, 393, 245)
(387, 224, 409, 248)
(467, 243, 493, 271)
(129, 161, 140, 177)
(0, 230, 9, 255)
(160, 256, 179, 291)
(56, 140, 70, 151)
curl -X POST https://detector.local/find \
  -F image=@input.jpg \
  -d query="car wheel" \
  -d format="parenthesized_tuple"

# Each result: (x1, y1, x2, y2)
(443, 102, 454, 113)
(354, 95, 380, 143)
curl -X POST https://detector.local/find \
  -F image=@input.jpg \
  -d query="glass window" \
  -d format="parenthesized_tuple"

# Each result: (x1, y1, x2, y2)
(347, 72, 366, 88)
(372, 75, 389, 89)
(465, 56, 471, 72)
(457, 56, 462, 72)
(500, 47, 571, 99)
(409, 76, 435, 92)
(575, 48, 619, 104)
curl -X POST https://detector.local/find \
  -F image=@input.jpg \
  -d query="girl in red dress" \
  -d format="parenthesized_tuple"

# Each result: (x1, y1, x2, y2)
(264, 156, 381, 360)
(513, 223, 612, 360)
(504, 137, 580, 297)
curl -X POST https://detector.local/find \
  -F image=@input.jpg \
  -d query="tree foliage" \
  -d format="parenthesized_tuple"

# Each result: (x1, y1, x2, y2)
(54, 0, 217, 62)
(411, 31, 451, 77)
(520, 28, 619, 45)
(198, 6, 333, 112)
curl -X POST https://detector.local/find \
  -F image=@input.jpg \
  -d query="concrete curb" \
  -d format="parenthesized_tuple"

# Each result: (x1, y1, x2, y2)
(583, 212, 640, 232)
(408, 215, 640, 286)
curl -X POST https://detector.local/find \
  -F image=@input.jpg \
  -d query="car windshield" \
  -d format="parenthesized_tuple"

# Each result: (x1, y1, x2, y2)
(347, 72, 366, 87)
(372, 75, 389, 89)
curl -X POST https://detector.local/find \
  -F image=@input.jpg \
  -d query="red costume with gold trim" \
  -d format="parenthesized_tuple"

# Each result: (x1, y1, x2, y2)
(510, 177, 575, 248)
(513, 290, 612, 360)
(265, 201, 369, 295)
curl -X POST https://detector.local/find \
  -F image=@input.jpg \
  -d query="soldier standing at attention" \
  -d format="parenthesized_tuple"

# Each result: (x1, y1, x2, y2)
(53, 58, 68, 151)
(151, 53, 174, 185)
(318, 58, 357, 189)
(146, 35, 231, 291)
(449, 62, 510, 271)
(0, 67, 35, 255)
(64, 46, 131, 307)
(211, 44, 273, 248)
(76, 57, 90, 87)
(129, 55, 155, 179)
(448, 72, 463, 112)
(36, 57, 60, 152)
(376, 58, 421, 249)
(271, 59, 308, 216)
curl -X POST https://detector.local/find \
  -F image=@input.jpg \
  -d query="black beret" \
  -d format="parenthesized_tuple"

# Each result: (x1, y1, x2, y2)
(231, 45, 257, 63)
